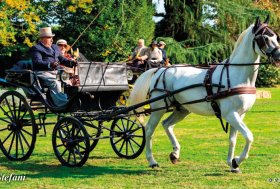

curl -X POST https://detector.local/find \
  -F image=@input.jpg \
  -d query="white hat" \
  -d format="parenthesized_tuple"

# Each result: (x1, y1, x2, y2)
(56, 39, 67, 45)
(39, 27, 55, 37)
(159, 41, 166, 46)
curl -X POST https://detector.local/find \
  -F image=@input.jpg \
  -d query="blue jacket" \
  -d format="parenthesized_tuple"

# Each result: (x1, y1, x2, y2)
(159, 48, 167, 64)
(30, 42, 74, 71)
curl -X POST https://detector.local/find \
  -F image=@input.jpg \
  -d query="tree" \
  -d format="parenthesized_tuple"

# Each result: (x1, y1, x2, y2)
(254, 0, 280, 32)
(155, 0, 278, 64)
(0, 0, 41, 57)
(38, 0, 155, 62)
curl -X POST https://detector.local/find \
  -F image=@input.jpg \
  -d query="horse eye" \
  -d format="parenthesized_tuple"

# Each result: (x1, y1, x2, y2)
(265, 37, 269, 42)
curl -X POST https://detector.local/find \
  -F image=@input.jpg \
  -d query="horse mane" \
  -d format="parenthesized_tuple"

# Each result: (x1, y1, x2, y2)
(230, 25, 254, 59)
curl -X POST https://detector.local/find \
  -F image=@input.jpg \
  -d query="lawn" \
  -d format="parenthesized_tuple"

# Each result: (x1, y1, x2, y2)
(0, 88, 279, 188)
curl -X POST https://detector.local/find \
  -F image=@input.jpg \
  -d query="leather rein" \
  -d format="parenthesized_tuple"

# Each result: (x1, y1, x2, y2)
(148, 24, 279, 133)
(150, 60, 258, 134)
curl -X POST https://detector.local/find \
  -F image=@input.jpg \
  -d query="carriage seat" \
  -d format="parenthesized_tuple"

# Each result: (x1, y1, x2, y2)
(12, 59, 33, 70)
(5, 59, 49, 90)
(5, 69, 35, 87)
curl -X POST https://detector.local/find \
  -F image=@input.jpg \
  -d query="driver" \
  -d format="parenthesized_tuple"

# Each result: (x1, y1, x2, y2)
(30, 27, 77, 107)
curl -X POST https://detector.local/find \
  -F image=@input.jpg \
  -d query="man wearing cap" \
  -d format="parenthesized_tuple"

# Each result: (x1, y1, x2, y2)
(30, 27, 77, 107)
(158, 41, 167, 65)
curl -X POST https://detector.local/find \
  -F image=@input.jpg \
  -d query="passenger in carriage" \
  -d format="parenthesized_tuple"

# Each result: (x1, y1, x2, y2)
(56, 39, 79, 86)
(142, 41, 163, 69)
(56, 39, 73, 60)
(30, 27, 77, 107)
(158, 41, 167, 65)
(128, 39, 147, 68)
(158, 40, 171, 66)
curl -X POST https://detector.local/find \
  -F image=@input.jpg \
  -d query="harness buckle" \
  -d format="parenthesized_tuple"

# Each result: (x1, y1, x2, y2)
(205, 95, 213, 102)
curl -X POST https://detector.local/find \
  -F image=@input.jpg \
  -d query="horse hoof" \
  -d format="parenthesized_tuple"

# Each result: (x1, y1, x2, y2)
(232, 158, 239, 169)
(169, 152, 179, 164)
(149, 164, 159, 168)
(231, 168, 242, 173)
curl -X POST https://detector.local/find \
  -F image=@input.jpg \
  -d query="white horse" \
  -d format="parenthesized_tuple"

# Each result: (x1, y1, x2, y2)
(128, 16, 280, 173)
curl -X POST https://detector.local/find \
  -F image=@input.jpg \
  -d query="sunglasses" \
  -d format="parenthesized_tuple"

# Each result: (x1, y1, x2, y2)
(58, 44, 67, 48)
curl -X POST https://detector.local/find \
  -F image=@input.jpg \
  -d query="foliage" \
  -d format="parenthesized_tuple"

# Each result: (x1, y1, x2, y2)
(256, 65, 280, 87)
(49, 0, 155, 62)
(0, 0, 41, 57)
(254, 0, 280, 32)
(33, 0, 95, 26)
(0, 0, 155, 62)
(156, 37, 229, 64)
(155, 0, 278, 64)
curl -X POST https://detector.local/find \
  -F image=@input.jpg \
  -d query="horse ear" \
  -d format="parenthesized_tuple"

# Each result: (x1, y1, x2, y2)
(253, 16, 261, 33)
(264, 15, 270, 24)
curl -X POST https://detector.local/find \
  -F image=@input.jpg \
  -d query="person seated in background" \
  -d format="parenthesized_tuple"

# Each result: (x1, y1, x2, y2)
(30, 27, 77, 107)
(56, 39, 79, 86)
(56, 39, 73, 59)
(128, 39, 147, 68)
(142, 41, 162, 69)
(158, 41, 171, 66)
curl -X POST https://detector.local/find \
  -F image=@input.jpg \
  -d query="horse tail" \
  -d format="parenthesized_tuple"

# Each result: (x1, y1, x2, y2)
(128, 68, 157, 109)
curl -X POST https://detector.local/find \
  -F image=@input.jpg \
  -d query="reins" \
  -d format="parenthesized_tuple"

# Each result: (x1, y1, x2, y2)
(145, 55, 274, 134)
(132, 23, 279, 134)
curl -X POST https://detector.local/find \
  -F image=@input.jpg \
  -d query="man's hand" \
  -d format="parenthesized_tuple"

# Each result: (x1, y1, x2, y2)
(50, 62, 59, 70)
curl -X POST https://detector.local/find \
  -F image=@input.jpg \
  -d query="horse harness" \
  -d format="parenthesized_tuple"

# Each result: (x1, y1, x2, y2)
(149, 61, 257, 133)
(148, 23, 280, 133)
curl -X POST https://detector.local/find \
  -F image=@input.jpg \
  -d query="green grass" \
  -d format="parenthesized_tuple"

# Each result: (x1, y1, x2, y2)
(0, 88, 280, 188)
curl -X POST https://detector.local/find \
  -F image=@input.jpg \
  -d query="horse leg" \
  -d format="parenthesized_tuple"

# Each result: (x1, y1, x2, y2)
(227, 126, 239, 172)
(227, 114, 245, 173)
(146, 110, 165, 168)
(225, 112, 253, 172)
(162, 109, 190, 164)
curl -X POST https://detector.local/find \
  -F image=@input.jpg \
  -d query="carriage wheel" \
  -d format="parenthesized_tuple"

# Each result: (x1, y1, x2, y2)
(0, 91, 37, 161)
(83, 120, 101, 152)
(110, 116, 145, 159)
(52, 117, 90, 167)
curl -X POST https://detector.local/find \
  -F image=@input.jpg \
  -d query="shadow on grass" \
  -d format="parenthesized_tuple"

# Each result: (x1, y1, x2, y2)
(88, 155, 125, 160)
(204, 173, 224, 176)
(0, 157, 148, 179)
(250, 110, 280, 113)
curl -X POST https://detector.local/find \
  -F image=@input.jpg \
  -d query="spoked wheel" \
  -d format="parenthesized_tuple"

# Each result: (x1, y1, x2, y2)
(0, 91, 37, 161)
(52, 116, 90, 167)
(110, 116, 145, 159)
(82, 120, 102, 152)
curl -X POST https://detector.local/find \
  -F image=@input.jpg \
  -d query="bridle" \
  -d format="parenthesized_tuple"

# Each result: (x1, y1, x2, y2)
(252, 23, 280, 60)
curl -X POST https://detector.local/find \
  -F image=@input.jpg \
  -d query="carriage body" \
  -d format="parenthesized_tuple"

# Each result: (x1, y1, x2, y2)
(68, 62, 129, 111)
(0, 61, 145, 166)
(3, 62, 129, 112)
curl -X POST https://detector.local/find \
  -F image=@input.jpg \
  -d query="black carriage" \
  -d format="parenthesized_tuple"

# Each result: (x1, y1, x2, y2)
(0, 61, 145, 167)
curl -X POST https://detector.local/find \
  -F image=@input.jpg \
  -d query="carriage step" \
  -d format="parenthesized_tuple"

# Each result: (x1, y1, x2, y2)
(27, 100, 45, 110)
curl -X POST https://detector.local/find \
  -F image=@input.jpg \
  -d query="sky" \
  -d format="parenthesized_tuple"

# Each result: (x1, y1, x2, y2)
(152, 0, 166, 22)
(153, 0, 165, 13)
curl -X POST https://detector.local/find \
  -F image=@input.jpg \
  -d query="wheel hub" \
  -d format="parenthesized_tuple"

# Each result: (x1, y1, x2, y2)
(123, 131, 132, 140)
(8, 122, 22, 131)
(64, 138, 76, 149)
